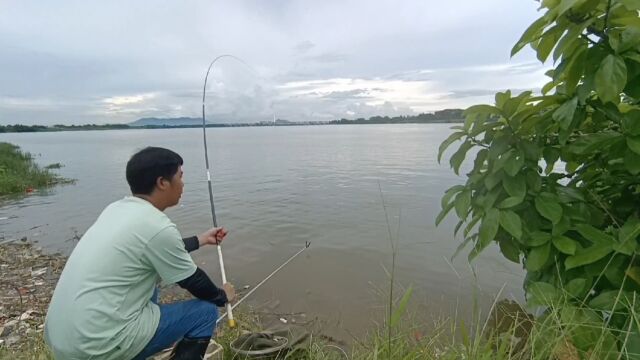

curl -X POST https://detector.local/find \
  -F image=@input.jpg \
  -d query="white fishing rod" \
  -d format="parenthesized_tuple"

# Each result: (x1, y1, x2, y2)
(201, 55, 245, 328)
(202, 55, 311, 328)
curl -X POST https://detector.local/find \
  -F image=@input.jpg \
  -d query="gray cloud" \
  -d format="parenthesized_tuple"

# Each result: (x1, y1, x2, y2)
(0, 0, 547, 125)
(293, 41, 316, 54)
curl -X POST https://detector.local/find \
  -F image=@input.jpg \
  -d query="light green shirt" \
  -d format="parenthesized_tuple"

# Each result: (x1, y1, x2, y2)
(44, 196, 197, 360)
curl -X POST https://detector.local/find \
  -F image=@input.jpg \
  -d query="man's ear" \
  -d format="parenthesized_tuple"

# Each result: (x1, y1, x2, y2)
(155, 176, 169, 191)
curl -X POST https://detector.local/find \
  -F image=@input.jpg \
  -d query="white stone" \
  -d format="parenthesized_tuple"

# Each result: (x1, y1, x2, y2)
(5, 336, 20, 346)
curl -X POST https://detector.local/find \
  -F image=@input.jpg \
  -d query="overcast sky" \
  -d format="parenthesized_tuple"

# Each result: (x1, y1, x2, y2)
(0, 0, 548, 125)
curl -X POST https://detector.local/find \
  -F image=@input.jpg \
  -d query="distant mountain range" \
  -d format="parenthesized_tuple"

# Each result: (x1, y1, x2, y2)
(128, 117, 207, 127)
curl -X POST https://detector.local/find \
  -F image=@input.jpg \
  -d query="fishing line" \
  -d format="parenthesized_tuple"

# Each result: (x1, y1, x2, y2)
(216, 241, 310, 324)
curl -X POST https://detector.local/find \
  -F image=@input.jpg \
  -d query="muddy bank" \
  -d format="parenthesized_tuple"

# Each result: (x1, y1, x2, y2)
(0, 241, 64, 351)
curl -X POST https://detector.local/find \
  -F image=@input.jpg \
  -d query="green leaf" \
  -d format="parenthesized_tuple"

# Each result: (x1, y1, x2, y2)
(620, 0, 640, 10)
(617, 216, 640, 255)
(519, 140, 541, 161)
(495, 90, 511, 109)
(479, 188, 501, 210)
(504, 150, 525, 176)
(563, 44, 588, 94)
(623, 110, 640, 136)
(527, 282, 561, 307)
(478, 208, 500, 249)
(553, 22, 590, 62)
(499, 238, 521, 263)
(452, 235, 473, 260)
(472, 149, 489, 172)
(565, 244, 613, 270)
(626, 74, 640, 99)
(552, 97, 578, 129)
(511, 16, 550, 57)
(450, 141, 473, 175)
(619, 216, 640, 244)
(567, 131, 622, 155)
(552, 235, 577, 255)
(626, 266, 640, 286)
(484, 170, 503, 190)
(497, 196, 525, 209)
(454, 220, 465, 237)
(500, 210, 523, 239)
(526, 170, 542, 193)
(441, 185, 465, 209)
(554, 0, 584, 17)
(503, 174, 526, 199)
(552, 215, 571, 236)
(541, 80, 557, 95)
(436, 202, 455, 226)
(464, 214, 482, 237)
(589, 290, 624, 311)
(604, 255, 626, 287)
(488, 135, 511, 160)
(574, 224, 616, 245)
(565, 308, 618, 357)
(470, 120, 502, 137)
(609, 27, 640, 54)
(595, 54, 628, 104)
(627, 52, 640, 64)
(535, 193, 563, 224)
(503, 91, 531, 118)
(628, 136, 640, 155)
(528, 231, 552, 246)
(556, 187, 585, 202)
(536, 25, 564, 63)
(390, 286, 413, 327)
(454, 190, 472, 219)
(543, 147, 560, 174)
(565, 278, 587, 298)
(438, 131, 465, 163)
(527, 243, 551, 271)
(622, 329, 640, 360)
(464, 104, 502, 119)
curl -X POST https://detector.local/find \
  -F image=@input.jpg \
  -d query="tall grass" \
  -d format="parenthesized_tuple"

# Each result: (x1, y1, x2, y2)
(0, 142, 69, 195)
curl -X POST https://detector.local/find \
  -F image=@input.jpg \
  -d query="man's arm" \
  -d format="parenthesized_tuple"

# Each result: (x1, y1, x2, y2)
(182, 227, 228, 252)
(177, 267, 228, 307)
(182, 236, 199, 252)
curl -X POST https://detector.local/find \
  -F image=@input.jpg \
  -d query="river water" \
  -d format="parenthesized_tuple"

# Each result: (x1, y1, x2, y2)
(0, 124, 524, 341)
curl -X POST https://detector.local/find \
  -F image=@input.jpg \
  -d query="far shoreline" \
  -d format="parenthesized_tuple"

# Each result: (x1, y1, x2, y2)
(0, 120, 463, 135)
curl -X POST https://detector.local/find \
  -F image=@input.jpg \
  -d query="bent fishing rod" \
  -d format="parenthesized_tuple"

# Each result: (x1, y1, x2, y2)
(201, 55, 311, 328)
(202, 55, 240, 328)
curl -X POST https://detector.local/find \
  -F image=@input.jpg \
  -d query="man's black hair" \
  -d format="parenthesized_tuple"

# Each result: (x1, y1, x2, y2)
(126, 147, 183, 195)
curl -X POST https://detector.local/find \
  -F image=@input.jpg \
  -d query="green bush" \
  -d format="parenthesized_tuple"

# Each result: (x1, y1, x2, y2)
(438, 0, 640, 357)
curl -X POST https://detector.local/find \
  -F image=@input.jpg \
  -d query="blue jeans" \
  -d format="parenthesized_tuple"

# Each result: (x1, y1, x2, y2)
(132, 289, 218, 360)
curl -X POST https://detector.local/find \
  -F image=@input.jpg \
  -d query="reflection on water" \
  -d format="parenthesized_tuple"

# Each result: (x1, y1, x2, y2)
(0, 124, 524, 340)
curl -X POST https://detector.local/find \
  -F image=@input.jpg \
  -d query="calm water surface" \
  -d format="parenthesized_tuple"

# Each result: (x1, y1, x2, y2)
(0, 124, 524, 340)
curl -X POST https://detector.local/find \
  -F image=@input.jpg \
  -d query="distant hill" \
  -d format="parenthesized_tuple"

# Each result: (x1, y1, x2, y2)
(128, 117, 207, 127)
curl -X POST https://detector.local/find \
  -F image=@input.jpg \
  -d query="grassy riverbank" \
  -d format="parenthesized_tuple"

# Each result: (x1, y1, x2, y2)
(1, 240, 632, 359)
(0, 142, 71, 196)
